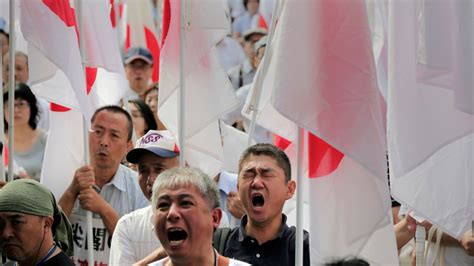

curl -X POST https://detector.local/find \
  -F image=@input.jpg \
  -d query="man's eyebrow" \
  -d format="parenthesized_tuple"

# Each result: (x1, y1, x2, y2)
(109, 128, 123, 135)
(157, 193, 195, 201)
(242, 167, 257, 173)
(7, 214, 24, 219)
(258, 167, 275, 173)
(177, 193, 195, 201)
(157, 195, 171, 201)
(138, 162, 165, 168)
(92, 125, 105, 130)
(243, 166, 275, 172)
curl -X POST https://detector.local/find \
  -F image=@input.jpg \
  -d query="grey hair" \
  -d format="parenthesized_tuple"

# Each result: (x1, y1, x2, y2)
(151, 167, 220, 210)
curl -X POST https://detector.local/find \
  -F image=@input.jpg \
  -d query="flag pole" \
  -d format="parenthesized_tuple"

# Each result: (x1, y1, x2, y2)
(7, 0, 16, 183)
(246, 0, 281, 147)
(115, 0, 122, 51)
(178, 0, 186, 166)
(75, 1, 94, 265)
(295, 127, 305, 266)
(0, 41, 5, 183)
(155, 0, 163, 43)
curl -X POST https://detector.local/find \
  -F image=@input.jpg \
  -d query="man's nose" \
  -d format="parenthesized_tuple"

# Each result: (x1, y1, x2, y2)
(1, 223, 13, 240)
(250, 174, 265, 189)
(147, 173, 159, 187)
(99, 134, 110, 147)
(167, 203, 181, 222)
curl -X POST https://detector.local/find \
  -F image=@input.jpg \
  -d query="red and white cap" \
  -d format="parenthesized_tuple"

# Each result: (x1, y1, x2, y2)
(126, 130, 179, 163)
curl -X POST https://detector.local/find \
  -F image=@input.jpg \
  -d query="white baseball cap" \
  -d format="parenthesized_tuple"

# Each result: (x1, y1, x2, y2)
(126, 130, 179, 163)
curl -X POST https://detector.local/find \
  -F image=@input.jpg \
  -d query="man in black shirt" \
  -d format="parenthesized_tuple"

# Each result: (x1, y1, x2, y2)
(221, 143, 310, 265)
(138, 143, 311, 265)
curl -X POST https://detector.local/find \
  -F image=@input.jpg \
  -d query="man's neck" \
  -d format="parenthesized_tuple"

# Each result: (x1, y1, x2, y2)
(19, 239, 57, 266)
(131, 85, 146, 97)
(167, 247, 215, 266)
(245, 214, 283, 245)
(94, 166, 118, 188)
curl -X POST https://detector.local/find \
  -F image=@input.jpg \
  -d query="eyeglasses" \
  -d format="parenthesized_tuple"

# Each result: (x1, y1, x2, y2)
(4, 101, 29, 109)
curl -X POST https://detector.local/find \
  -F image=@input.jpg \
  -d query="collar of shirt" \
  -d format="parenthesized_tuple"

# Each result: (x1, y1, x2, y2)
(237, 214, 289, 243)
(103, 165, 127, 192)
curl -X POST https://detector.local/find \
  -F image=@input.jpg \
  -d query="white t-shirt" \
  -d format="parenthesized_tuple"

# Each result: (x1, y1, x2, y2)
(149, 256, 250, 266)
(109, 205, 160, 265)
(70, 165, 148, 265)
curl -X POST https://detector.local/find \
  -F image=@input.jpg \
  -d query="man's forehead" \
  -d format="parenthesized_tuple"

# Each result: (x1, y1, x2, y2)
(92, 111, 128, 131)
(0, 211, 26, 219)
(242, 154, 280, 168)
(138, 158, 166, 167)
(137, 153, 179, 165)
(157, 185, 200, 199)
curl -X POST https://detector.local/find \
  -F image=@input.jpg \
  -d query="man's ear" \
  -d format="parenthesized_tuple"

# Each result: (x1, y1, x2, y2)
(43, 216, 54, 233)
(211, 208, 223, 230)
(286, 180, 296, 200)
(127, 140, 133, 150)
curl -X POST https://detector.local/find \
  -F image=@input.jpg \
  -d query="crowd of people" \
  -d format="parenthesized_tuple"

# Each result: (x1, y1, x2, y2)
(0, 0, 473, 265)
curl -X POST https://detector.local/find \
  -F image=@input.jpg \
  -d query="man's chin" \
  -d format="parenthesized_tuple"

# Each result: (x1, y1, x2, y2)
(93, 157, 113, 168)
(3, 246, 25, 261)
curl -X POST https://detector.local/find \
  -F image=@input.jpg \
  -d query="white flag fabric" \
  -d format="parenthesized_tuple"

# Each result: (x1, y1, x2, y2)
(251, 0, 398, 264)
(159, 0, 238, 177)
(41, 106, 84, 199)
(270, 0, 387, 178)
(388, 0, 473, 238)
(82, 0, 128, 108)
(21, 0, 127, 198)
(20, 0, 93, 119)
(220, 121, 256, 174)
(257, 0, 275, 29)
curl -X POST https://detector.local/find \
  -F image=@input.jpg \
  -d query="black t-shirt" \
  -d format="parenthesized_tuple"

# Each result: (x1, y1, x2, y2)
(42, 251, 75, 266)
(223, 215, 310, 266)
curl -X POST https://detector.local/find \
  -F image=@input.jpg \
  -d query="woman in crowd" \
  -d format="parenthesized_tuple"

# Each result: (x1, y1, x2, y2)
(128, 98, 158, 139)
(144, 85, 166, 130)
(3, 83, 46, 181)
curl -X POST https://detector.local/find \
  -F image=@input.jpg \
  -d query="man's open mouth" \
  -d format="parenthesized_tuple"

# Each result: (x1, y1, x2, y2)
(167, 227, 188, 245)
(251, 193, 265, 207)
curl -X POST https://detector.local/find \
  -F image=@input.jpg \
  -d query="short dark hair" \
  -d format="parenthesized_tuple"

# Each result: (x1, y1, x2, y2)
(91, 105, 133, 141)
(144, 84, 158, 100)
(3, 83, 40, 130)
(243, 0, 259, 10)
(0, 30, 8, 40)
(238, 143, 291, 181)
(128, 99, 157, 134)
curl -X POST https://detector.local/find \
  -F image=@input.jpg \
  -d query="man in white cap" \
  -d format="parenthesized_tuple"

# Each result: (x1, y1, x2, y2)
(124, 47, 154, 100)
(109, 130, 180, 265)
